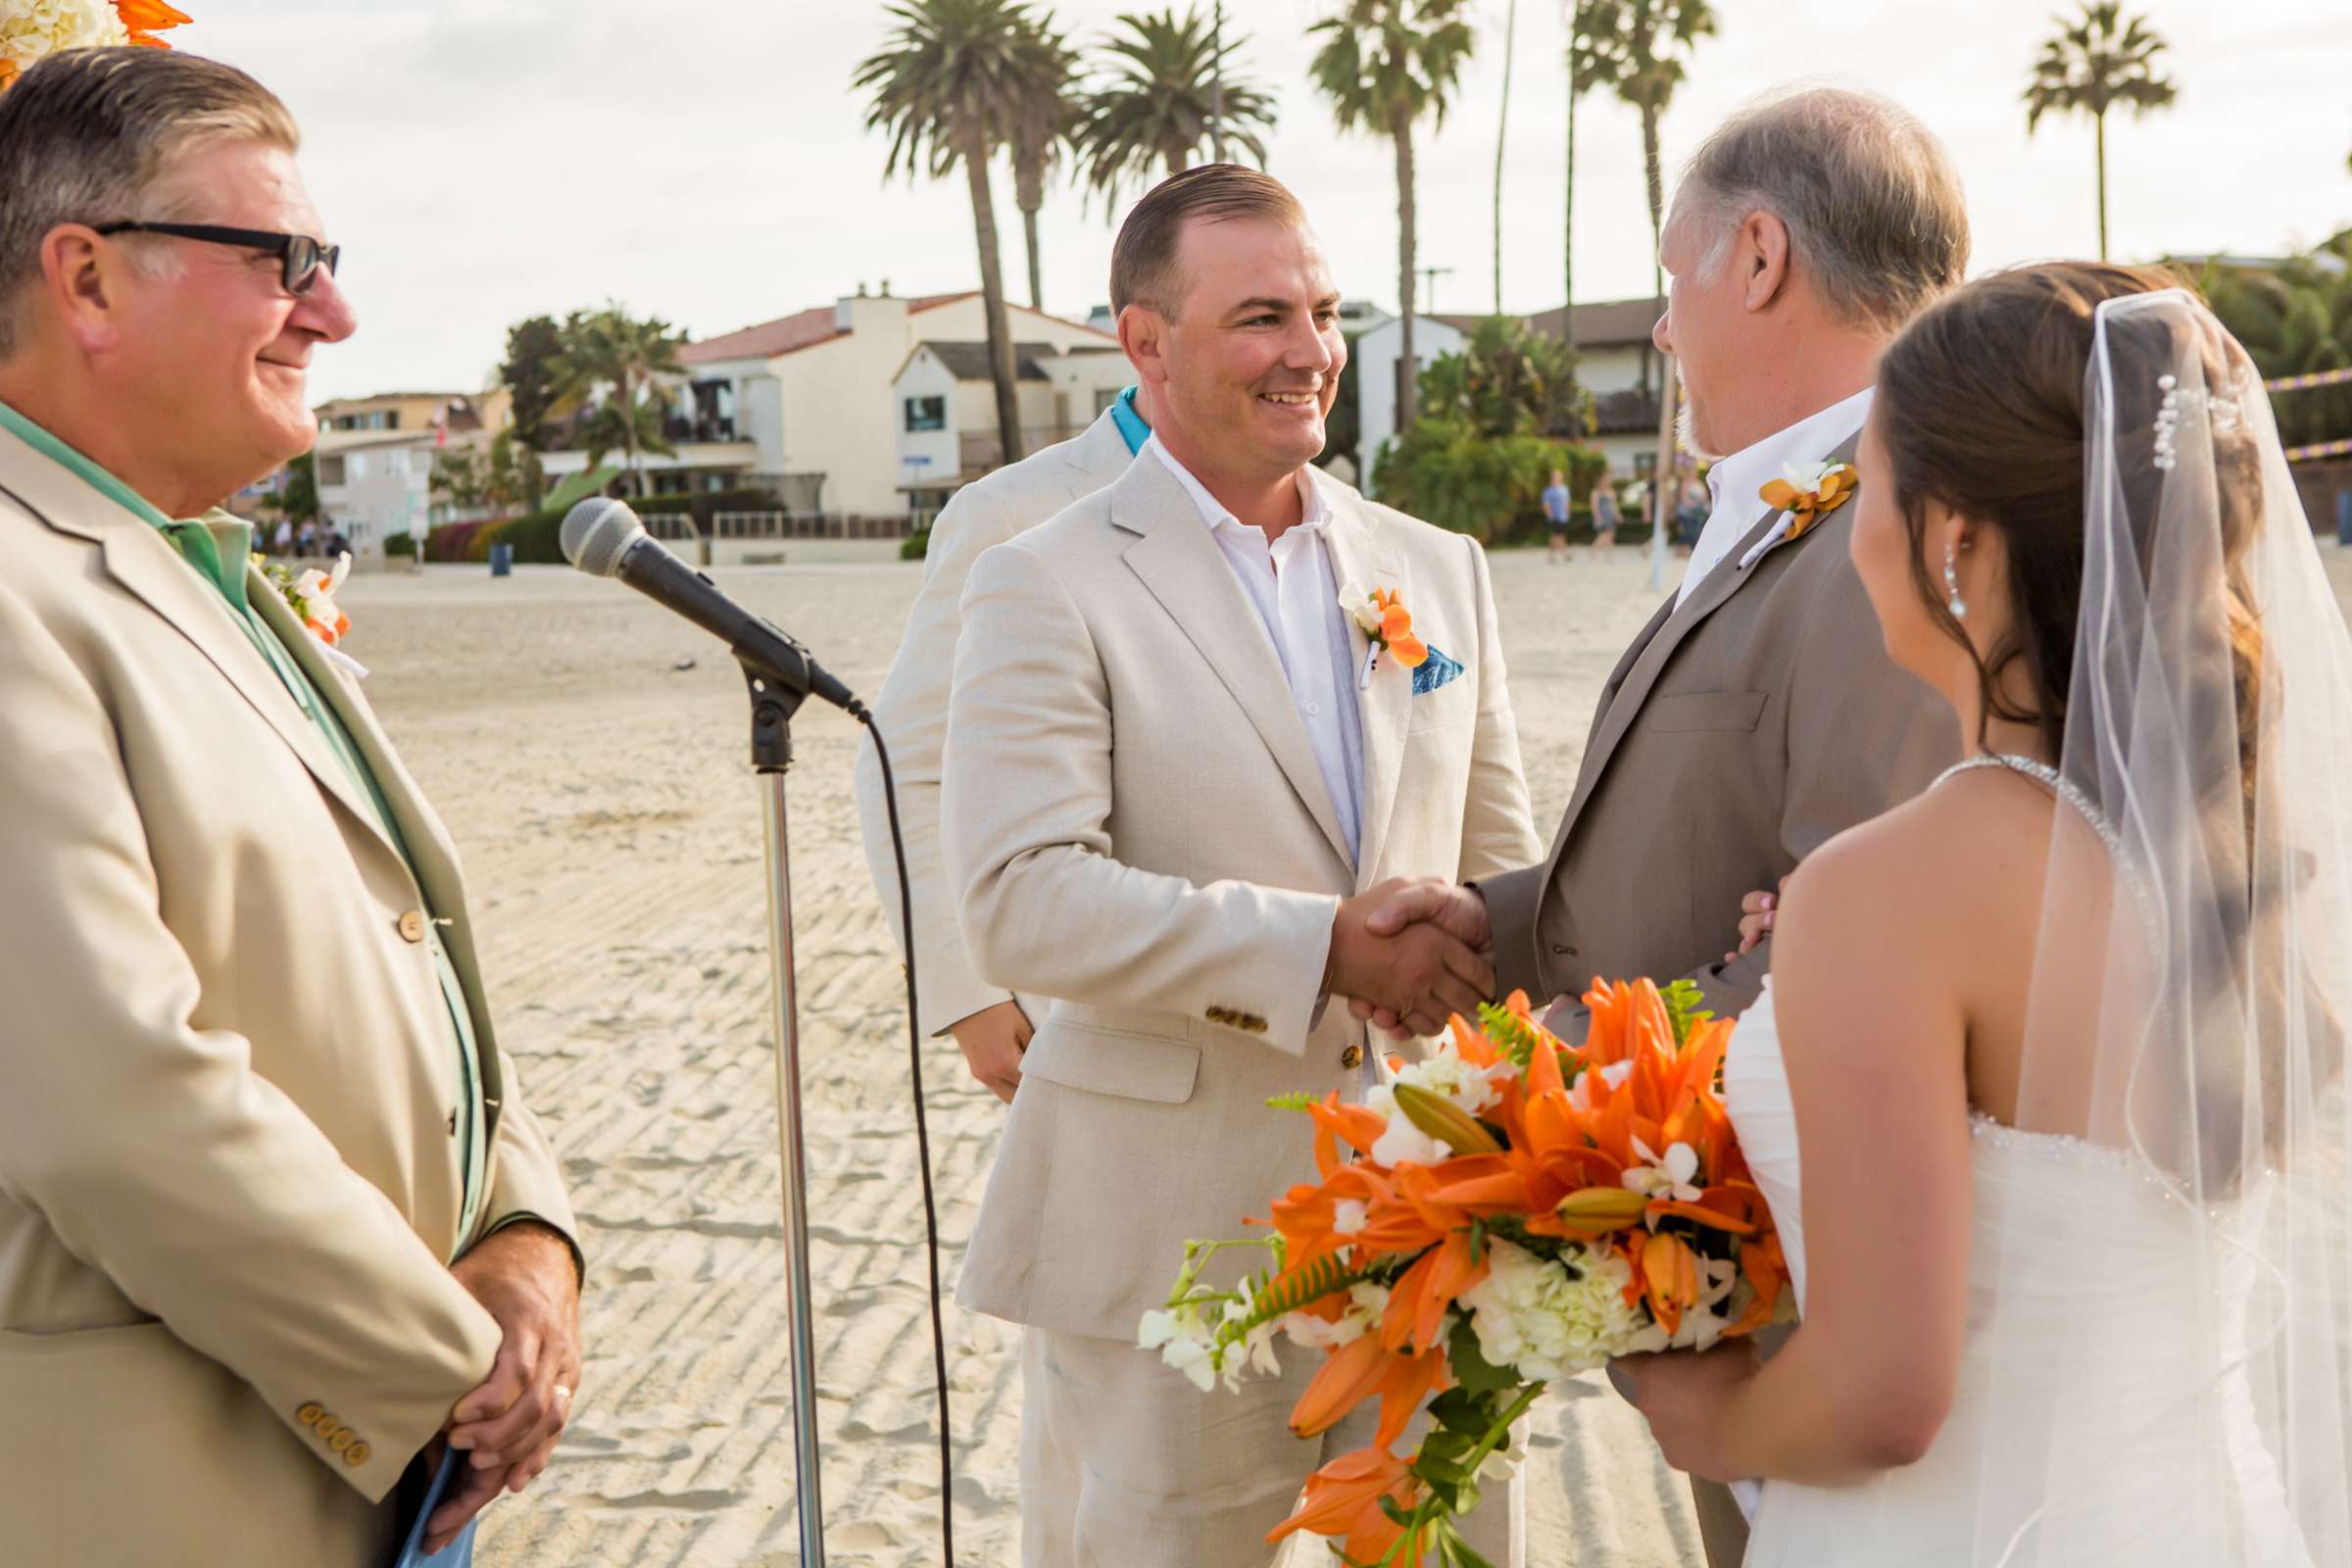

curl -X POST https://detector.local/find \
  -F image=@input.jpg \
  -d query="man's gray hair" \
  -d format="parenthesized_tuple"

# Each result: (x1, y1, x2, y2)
(1678, 87, 1968, 332)
(0, 48, 298, 359)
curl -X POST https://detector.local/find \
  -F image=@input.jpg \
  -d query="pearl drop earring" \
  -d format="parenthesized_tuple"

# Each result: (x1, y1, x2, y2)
(1945, 543, 1968, 619)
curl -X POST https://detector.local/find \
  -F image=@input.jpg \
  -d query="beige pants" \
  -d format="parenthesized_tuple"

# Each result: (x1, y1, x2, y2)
(1021, 1327, 1523, 1568)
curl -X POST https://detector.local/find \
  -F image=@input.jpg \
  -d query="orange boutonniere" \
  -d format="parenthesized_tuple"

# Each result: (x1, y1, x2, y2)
(1341, 582, 1428, 689)
(1740, 460, 1860, 571)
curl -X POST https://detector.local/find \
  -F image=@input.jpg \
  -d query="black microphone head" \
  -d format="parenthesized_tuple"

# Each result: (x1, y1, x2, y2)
(562, 497, 646, 578)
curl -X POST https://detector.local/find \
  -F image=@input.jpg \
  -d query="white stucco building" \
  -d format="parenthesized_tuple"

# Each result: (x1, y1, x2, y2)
(542, 286, 1118, 518)
(891, 339, 1129, 513)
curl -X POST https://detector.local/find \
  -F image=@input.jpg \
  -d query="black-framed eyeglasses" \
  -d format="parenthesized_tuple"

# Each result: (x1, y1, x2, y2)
(90, 221, 340, 296)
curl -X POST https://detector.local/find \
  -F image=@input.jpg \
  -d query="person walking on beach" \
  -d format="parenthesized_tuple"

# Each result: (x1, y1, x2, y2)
(1590, 460, 1621, 556)
(1542, 466, 1572, 563)
(0, 48, 581, 1566)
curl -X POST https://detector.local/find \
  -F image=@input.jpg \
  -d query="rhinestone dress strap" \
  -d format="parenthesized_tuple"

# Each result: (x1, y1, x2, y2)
(1932, 753, 2127, 861)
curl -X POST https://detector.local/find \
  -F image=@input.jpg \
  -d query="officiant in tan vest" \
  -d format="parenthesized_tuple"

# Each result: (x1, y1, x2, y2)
(1363, 88, 1970, 1567)
(0, 49, 579, 1566)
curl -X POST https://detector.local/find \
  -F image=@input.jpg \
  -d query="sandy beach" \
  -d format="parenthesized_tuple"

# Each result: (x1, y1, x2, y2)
(341, 538, 2352, 1568)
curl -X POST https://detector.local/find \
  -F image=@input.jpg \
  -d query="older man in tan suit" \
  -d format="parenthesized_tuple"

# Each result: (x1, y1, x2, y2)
(853, 375, 1159, 1102)
(943, 166, 1541, 1567)
(0, 50, 578, 1566)
(1366, 89, 1970, 1568)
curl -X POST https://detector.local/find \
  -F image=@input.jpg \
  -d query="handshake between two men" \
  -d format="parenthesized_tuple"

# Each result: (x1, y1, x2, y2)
(948, 877, 1499, 1103)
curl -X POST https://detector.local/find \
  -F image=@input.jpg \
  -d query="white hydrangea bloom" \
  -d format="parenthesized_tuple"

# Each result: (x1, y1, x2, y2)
(1455, 1238, 1666, 1380)
(0, 1, 131, 74)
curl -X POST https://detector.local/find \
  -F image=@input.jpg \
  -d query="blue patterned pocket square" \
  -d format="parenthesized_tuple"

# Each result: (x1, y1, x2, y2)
(1412, 645, 1465, 696)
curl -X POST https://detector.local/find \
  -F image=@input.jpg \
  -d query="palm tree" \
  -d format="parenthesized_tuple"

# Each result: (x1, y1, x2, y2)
(1562, 0, 1628, 360)
(1075, 7, 1278, 209)
(1597, 0, 1716, 311)
(1491, 0, 1517, 316)
(857, 0, 1039, 466)
(1309, 0, 1478, 432)
(1008, 15, 1080, 311)
(550, 304, 685, 501)
(2024, 2, 2178, 261)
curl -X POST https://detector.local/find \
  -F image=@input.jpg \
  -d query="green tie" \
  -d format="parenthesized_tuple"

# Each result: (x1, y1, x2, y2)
(157, 515, 251, 613)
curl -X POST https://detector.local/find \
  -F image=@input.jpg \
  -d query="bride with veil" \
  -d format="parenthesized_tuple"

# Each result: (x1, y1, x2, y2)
(1615, 265, 2352, 1565)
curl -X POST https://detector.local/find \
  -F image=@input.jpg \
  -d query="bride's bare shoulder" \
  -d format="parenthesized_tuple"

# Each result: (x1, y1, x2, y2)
(1783, 767, 2057, 945)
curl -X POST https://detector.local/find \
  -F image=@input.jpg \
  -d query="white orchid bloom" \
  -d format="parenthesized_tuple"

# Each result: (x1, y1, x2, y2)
(1781, 459, 1838, 494)
(1332, 1198, 1368, 1237)
(1336, 580, 1387, 636)
(1366, 1083, 1450, 1166)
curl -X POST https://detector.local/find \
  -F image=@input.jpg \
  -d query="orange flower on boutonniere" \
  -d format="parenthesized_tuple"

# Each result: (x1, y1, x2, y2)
(1740, 460, 1860, 571)
(1341, 582, 1428, 689)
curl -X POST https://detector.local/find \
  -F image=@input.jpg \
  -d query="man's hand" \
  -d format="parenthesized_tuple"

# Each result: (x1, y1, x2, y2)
(1324, 878, 1496, 1038)
(427, 1220, 583, 1552)
(949, 999, 1032, 1103)
(1344, 881, 1494, 1040)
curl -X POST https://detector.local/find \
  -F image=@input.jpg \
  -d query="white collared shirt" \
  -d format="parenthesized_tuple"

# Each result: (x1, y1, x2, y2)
(1147, 435, 1365, 864)
(1679, 385, 1876, 608)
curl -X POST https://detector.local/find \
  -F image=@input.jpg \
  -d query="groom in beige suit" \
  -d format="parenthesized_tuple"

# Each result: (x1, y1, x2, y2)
(0, 50, 578, 1565)
(943, 166, 1541, 1566)
(1366, 89, 1970, 1568)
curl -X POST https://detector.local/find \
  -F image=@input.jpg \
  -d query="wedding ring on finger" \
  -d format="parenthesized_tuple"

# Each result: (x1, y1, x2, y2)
(554, 1384, 573, 1413)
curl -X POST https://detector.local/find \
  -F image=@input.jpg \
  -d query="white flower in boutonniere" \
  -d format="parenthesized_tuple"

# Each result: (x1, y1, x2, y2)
(257, 551, 369, 678)
(1336, 581, 1428, 690)
(1738, 460, 1860, 571)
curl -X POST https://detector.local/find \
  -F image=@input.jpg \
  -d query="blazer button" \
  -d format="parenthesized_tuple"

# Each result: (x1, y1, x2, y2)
(345, 1441, 371, 1468)
(1341, 1045, 1364, 1069)
(398, 910, 428, 944)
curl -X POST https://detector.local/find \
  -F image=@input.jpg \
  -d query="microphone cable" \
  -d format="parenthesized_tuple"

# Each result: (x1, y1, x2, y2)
(854, 714, 956, 1566)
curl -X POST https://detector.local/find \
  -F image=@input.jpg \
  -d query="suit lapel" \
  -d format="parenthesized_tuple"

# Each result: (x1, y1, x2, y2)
(1555, 428, 1865, 841)
(89, 515, 404, 866)
(1322, 498, 1408, 891)
(1112, 455, 1353, 871)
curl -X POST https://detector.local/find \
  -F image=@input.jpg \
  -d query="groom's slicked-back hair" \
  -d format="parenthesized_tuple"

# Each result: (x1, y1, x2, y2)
(1112, 164, 1307, 318)
(1679, 87, 1968, 332)
(0, 47, 298, 360)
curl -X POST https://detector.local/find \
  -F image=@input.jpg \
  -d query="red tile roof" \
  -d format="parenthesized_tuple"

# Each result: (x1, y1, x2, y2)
(680, 291, 1114, 366)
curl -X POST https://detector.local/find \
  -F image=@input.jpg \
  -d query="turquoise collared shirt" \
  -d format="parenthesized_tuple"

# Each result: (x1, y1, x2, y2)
(0, 399, 490, 1257)
(1110, 385, 1152, 456)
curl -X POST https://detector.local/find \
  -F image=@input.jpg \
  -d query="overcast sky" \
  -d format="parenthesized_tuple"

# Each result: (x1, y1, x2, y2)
(175, 0, 2352, 405)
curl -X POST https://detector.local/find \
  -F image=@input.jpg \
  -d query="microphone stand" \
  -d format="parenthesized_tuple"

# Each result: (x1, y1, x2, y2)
(745, 661, 826, 1566)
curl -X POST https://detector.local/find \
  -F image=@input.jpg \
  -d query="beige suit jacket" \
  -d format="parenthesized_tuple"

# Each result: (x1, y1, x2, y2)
(854, 410, 1135, 1038)
(0, 426, 577, 1567)
(942, 453, 1543, 1341)
(1478, 431, 1956, 1021)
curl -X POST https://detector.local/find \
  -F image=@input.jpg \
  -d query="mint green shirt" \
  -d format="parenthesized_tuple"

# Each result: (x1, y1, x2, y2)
(0, 400, 489, 1256)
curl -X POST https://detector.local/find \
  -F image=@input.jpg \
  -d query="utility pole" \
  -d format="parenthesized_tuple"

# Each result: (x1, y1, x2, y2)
(1210, 1, 1226, 163)
(1417, 264, 1454, 315)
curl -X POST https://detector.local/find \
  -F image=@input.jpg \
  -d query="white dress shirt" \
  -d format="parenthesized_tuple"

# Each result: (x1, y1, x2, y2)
(1147, 435, 1365, 864)
(1678, 385, 1876, 608)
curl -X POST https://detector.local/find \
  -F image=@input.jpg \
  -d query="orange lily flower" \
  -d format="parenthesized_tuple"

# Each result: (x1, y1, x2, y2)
(1291, 1331, 1451, 1448)
(1308, 1091, 1389, 1177)
(1381, 1230, 1490, 1355)
(1267, 1446, 1423, 1564)
(116, 0, 193, 46)
(1640, 1231, 1702, 1338)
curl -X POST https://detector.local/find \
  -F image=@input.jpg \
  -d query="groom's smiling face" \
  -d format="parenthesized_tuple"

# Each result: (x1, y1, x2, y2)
(1138, 216, 1345, 483)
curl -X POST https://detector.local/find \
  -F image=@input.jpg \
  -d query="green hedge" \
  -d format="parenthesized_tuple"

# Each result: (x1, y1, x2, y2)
(384, 530, 411, 559)
(901, 526, 930, 562)
(1372, 423, 1608, 545)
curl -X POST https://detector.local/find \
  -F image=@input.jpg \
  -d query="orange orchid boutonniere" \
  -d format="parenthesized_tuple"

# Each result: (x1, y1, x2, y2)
(0, 2, 193, 93)
(1740, 460, 1860, 571)
(1341, 582, 1429, 691)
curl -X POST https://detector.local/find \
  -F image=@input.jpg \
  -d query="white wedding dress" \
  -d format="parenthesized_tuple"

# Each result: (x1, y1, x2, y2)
(1719, 761, 2314, 1566)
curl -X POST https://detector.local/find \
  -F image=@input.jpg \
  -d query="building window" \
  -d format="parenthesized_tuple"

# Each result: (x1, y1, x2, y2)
(1095, 386, 1121, 416)
(904, 395, 946, 432)
(318, 454, 347, 485)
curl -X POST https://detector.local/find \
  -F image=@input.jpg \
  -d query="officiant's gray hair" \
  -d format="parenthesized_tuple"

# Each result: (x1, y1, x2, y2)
(0, 48, 298, 360)
(1678, 87, 1968, 332)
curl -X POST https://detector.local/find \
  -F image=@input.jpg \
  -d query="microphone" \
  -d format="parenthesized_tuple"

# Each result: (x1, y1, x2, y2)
(561, 498, 859, 713)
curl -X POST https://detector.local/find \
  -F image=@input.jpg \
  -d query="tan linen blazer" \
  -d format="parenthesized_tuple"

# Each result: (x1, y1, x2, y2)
(854, 410, 1135, 1038)
(942, 453, 1542, 1341)
(1478, 430, 1956, 1021)
(0, 425, 577, 1568)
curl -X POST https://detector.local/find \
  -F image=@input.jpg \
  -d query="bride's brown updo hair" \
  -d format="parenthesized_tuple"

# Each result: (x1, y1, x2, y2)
(1873, 261, 2267, 808)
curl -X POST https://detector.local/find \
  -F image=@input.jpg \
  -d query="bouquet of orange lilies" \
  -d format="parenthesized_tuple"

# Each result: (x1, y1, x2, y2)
(1137, 980, 1791, 1567)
